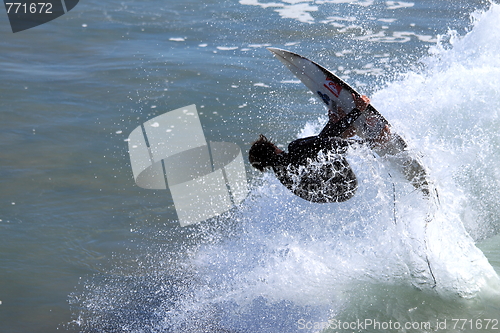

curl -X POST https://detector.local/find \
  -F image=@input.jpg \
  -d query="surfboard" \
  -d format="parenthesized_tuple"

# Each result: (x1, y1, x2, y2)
(268, 47, 432, 196)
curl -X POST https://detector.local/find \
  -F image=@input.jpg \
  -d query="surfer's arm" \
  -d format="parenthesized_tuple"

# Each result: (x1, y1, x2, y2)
(342, 94, 371, 137)
(318, 109, 361, 138)
(320, 94, 371, 138)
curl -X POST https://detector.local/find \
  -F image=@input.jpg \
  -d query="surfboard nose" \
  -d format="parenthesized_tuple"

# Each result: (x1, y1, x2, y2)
(267, 47, 296, 59)
(266, 47, 280, 53)
(267, 47, 286, 60)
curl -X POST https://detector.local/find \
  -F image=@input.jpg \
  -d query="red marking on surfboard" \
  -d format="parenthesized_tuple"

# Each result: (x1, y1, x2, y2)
(324, 77, 342, 97)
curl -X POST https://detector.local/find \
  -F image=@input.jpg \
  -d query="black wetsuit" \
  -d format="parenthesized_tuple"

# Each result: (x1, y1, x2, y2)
(272, 113, 361, 203)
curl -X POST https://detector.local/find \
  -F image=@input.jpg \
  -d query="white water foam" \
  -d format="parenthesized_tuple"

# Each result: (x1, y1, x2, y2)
(372, 2, 500, 293)
(374, 3, 500, 241)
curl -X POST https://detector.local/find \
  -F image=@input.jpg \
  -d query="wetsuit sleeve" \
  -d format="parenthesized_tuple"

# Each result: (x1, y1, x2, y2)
(319, 108, 363, 138)
(288, 136, 354, 162)
(277, 136, 359, 203)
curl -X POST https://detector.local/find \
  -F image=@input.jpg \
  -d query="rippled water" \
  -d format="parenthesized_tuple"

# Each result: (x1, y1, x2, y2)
(1, 0, 499, 332)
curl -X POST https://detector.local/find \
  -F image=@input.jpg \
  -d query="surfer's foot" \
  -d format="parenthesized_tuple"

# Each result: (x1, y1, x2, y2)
(353, 93, 370, 112)
(375, 124, 391, 145)
(341, 126, 356, 138)
(366, 123, 391, 148)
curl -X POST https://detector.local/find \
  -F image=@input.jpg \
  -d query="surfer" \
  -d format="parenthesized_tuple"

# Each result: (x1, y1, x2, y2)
(249, 94, 390, 203)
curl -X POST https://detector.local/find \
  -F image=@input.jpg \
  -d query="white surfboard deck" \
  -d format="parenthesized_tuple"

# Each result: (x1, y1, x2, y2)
(268, 47, 432, 196)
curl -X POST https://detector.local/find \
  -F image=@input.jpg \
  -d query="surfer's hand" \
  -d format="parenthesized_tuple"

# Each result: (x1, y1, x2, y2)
(353, 94, 370, 112)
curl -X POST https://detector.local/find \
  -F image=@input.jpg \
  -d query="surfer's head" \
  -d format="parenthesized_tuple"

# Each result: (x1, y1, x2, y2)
(249, 134, 281, 172)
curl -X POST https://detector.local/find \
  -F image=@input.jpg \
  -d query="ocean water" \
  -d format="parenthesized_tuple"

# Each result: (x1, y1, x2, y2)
(1, 0, 500, 332)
